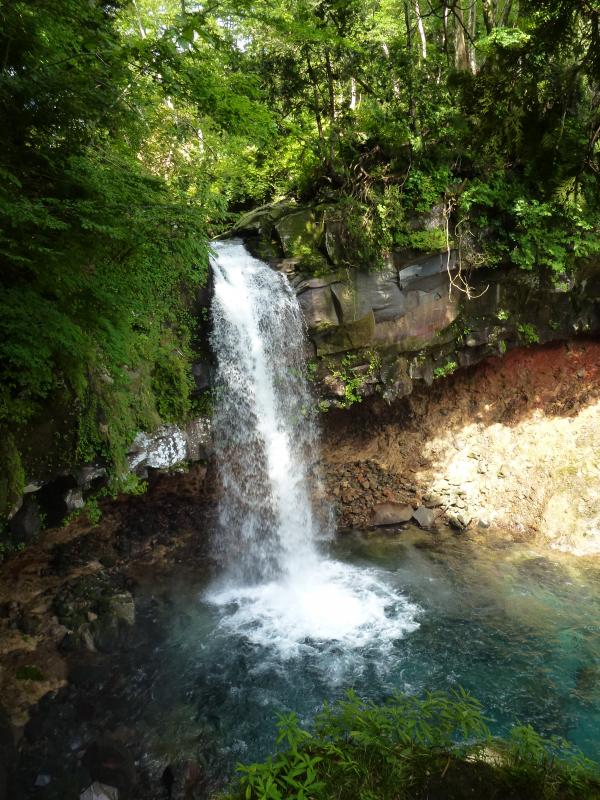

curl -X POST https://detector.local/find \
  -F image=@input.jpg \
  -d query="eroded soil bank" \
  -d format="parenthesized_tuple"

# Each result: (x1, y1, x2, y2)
(321, 339, 600, 554)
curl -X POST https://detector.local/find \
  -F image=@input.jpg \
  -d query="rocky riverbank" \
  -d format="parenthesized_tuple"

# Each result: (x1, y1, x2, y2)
(0, 464, 214, 796)
(319, 339, 600, 553)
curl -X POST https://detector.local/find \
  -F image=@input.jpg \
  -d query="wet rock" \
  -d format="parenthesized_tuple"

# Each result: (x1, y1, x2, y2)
(412, 506, 436, 529)
(191, 361, 211, 392)
(0, 706, 16, 800)
(448, 512, 471, 530)
(64, 488, 85, 513)
(80, 782, 119, 800)
(76, 464, 107, 488)
(128, 426, 187, 473)
(8, 494, 41, 544)
(184, 418, 211, 461)
(82, 738, 135, 795)
(90, 592, 135, 653)
(108, 593, 135, 627)
(371, 503, 414, 526)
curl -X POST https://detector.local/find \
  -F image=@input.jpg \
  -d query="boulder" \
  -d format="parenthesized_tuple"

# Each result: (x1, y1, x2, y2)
(397, 251, 456, 284)
(448, 512, 471, 530)
(127, 425, 187, 473)
(330, 282, 371, 323)
(76, 464, 107, 489)
(412, 506, 437, 528)
(191, 361, 211, 391)
(297, 286, 339, 330)
(313, 311, 376, 356)
(274, 208, 325, 260)
(8, 495, 41, 544)
(352, 263, 406, 322)
(64, 488, 85, 513)
(231, 201, 293, 238)
(80, 782, 119, 800)
(183, 417, 212, 461)
(371, 503, 414, 526)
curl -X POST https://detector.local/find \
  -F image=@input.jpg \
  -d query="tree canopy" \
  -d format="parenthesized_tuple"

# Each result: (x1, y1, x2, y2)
(1, 0, 599, 519)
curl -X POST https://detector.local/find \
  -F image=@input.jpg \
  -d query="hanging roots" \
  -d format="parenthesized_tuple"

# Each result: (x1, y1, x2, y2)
(443, 197, 489, 300)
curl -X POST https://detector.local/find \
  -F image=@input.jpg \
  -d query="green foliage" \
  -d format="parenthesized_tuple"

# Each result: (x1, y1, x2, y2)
(223, 690, 600, 800)
(0, 435, 25, 521)
(433, 361, 458, 380)
(330, 351, 380, 407)
(2, 0, 600, 523)
(0, 0, 278, 520)
(517, 323, 540, 344)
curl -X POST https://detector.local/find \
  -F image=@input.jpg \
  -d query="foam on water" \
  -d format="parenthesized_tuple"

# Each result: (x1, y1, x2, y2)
(206, 558, 420, 660)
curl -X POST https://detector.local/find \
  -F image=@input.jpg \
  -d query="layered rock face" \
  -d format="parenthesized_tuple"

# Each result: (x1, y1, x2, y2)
(318, 340, 600, 553)
(235, 203, 600, 406)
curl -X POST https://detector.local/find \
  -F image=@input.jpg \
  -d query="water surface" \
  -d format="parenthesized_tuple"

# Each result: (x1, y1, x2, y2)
(130, 528, 600, 779)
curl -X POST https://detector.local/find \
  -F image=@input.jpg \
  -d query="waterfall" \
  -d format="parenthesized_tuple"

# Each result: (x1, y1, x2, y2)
(210, 239, 327, 583)
(207, 239, 419, 660)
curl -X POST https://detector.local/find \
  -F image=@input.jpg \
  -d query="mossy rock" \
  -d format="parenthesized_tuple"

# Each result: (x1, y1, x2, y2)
(232, 201, 296, 238)
(15, 665, 45, 682)
(274, 208, 330, 271)
(313, 311, 376, 356)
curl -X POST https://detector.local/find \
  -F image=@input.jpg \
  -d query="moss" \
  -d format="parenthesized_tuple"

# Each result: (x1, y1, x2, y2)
(16, 665, 46, 681)
(0, 433, 25, 520)
(314, 311, 376, 356)
(517, 322, 540, 345)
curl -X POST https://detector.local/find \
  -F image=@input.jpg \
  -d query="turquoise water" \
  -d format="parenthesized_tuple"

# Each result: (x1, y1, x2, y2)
(138, 528, 600, 777)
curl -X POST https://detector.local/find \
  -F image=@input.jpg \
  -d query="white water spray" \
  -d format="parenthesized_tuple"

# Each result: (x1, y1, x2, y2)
(210, 239, 326, 582)
(208, 240, 419, 658)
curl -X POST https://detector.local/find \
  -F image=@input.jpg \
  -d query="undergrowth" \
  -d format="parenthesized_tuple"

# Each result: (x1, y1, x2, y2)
(222, 690, 600, 800)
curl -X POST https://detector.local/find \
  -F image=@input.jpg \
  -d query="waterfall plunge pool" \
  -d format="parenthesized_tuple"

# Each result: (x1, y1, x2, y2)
(17, 527, 600, 798)
(159, 530, 600, 770)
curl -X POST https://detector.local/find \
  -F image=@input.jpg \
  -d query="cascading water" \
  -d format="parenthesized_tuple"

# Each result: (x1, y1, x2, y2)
(207, 239, 419, 659)
(209, 239, 326, 583)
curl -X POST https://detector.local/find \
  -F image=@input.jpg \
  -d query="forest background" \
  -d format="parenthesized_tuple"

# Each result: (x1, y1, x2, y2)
(1, 0, 599, 522)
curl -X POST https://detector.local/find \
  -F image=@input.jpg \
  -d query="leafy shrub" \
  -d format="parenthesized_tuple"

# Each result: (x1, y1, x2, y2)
(223, 690, 600, 800)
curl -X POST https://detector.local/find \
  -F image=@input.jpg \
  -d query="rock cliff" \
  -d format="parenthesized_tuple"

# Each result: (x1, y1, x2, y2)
(234, 202, 600, 407)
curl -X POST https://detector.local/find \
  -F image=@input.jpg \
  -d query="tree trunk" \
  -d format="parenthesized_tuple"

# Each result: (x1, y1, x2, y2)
(482, 0, 494, 33)
(500, 0, 514, 26)
(324, 49, 336, 164)
(304, 49, 325, 152)
(454, 2, 470, 71)
(132, 0, 146, 39)
(350, 77, 357, 110)
(403, 0, 416, 129)
(468, 0, 477, 73)
(415, 0, 427, 59)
